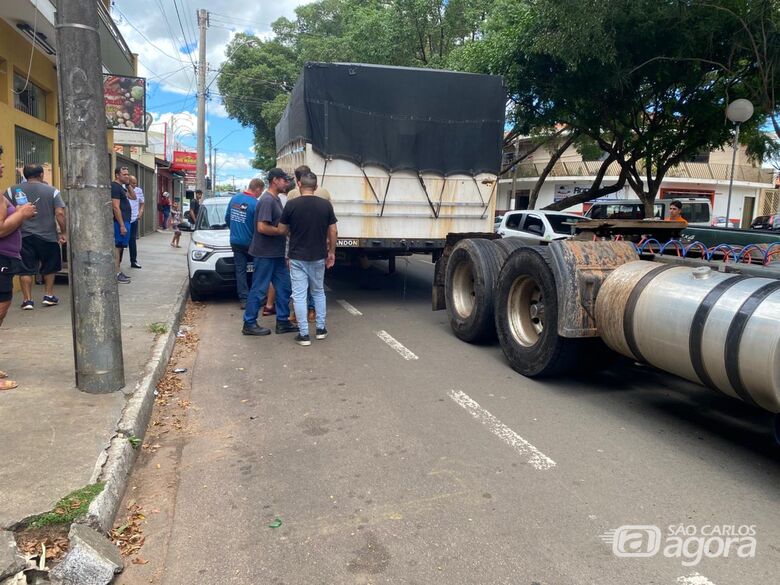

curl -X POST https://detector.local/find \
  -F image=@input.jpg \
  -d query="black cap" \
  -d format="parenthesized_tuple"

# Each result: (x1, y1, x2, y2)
(266, 168, 290, 182)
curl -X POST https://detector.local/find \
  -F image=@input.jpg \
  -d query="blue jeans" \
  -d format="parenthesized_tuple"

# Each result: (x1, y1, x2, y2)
(290, 259, 326, 336)
(243, 257, 291, 327)
(231, 245, 252, 301)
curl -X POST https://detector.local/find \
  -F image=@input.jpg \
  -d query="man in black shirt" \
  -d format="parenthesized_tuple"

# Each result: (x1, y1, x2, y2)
(111, 166, 132, 284)
(189, 190, 202, 225)
(277, 171, 337, 346)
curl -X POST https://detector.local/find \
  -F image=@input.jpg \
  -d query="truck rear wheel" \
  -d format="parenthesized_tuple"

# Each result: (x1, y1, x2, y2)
(445, 238, 503, 343)
(493, 238, 525, 263)
(495, 247, 591, 377)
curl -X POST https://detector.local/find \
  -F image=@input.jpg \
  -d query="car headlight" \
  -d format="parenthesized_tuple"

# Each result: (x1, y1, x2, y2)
(191, 247, 213, 261)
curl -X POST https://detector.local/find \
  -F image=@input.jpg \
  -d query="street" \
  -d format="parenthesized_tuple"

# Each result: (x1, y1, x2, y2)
(117, 256, 779, 585)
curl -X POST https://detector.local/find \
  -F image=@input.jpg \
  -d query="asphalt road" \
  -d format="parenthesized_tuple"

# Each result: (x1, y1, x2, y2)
(158, 256, 779, 585)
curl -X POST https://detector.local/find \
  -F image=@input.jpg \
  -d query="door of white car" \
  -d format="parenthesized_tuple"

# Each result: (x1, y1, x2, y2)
(516, 213, 546, 244)
(497, 212, 525, 239)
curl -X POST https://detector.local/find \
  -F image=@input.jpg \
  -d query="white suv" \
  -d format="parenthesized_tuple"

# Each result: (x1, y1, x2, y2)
(187, 198, 246, 300)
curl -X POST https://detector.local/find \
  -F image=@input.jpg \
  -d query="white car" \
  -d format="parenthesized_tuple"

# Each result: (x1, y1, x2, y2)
(187, 198, 249, 300)
(496, 210, 589, 244)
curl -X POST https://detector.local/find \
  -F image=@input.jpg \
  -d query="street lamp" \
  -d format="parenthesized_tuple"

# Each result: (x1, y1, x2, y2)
(725, 99, 754, 227)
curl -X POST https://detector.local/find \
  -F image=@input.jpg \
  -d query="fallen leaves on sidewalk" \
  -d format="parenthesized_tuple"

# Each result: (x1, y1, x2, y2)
(16, 524, 70, 562)
(111, 502, 146, 559)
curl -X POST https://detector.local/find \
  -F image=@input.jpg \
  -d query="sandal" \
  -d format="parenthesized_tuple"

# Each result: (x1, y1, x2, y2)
(0, 370, 7, 379)
(0, 380, 18, 391)
(261, 306, 276, 316)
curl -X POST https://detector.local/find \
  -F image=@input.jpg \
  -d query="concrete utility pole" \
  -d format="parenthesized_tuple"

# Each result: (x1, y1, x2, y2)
(208, 134, 213, 195)
(196, 8, 208, 194)
(55, 0, 124, 393)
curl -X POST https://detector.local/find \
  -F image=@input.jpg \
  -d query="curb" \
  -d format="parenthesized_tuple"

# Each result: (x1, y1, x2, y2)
(83, 276, 190, 534)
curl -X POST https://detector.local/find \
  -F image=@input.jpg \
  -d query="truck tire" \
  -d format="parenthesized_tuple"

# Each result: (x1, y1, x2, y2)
(445, 238, 503, 343)
(495, 247, 594, 377)
(493, 238, 525, 263)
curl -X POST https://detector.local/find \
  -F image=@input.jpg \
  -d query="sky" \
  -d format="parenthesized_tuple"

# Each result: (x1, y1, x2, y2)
(112, 0, 308, 189)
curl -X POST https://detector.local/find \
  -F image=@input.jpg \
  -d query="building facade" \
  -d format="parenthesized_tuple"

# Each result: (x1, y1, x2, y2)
(499, 136, 777, 227)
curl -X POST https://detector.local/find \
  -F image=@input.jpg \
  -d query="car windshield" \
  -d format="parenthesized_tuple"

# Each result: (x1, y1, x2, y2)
(547, 214, 589, 234)
(196, 203, 229, 230)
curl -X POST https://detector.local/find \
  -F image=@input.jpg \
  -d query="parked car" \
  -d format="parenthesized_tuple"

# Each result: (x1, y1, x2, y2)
(494, 214, 504, 233)
(187, 198, 246, 300)
(711, 216, 738, 228)
(496, 210, 590, 244)
(585, 197, 712, 226)
(750, 214, 780, 231)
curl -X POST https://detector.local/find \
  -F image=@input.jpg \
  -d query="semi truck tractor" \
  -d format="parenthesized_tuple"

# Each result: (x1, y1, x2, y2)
(274, 62, 505, 270)
(434, 232, 780, 434)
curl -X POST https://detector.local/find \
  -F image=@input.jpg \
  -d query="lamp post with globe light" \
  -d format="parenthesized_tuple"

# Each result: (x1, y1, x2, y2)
(725, 99, 754, 227)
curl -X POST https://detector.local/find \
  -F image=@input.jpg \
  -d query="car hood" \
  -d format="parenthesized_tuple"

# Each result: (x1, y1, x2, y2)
(191, 229, 230, 248)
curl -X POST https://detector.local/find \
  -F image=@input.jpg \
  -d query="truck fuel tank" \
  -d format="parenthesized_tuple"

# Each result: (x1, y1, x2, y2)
(595, 261, 780, 413)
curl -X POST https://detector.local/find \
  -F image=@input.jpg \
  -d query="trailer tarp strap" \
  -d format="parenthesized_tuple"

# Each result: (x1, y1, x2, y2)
(380, 173, 392, 217)
(418, 174, 438, 218)
(360, 167, 381, 204)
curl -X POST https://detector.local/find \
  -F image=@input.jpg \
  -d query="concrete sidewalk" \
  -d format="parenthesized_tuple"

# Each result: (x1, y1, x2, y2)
(0, 231, 190, 530)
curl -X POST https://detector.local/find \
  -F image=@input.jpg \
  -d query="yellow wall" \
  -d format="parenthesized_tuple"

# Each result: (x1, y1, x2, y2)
(0, 19, 60, 194)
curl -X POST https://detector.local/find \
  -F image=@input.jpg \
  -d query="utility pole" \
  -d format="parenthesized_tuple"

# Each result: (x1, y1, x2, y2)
(196, 8, 208, 194)
(213, 147, 218, 189)
(510, 136, 520, 210)
(55, 0, 124, 393)
(208, 134, 213, 195)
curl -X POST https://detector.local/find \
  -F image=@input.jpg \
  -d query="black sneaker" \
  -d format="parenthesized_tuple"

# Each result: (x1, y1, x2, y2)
(275, 320, 298, 334)
(117, 272, 131, 284)
(42, 295, 59, 306)
(21, 300, 34, 310)
(294, 333, 311, 346)
(242, 324, 271, 336)
(315, 327, 328, 340)
(131, 262, 142, 269)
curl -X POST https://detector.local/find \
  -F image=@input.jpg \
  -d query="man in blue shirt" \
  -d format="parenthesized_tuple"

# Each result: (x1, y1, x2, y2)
(242, 169, 297, 336)
(225, 178, 263, 309)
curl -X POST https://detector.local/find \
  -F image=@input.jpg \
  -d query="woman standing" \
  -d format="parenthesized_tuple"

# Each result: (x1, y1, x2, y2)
(158, 191, 171, 230)
(0, 146, 37, 390)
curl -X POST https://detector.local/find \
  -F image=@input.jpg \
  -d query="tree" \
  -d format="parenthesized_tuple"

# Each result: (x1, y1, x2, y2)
(450, 0, 773, 215)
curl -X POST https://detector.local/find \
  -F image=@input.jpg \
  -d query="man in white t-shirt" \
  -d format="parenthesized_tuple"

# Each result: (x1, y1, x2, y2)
(128, 175, 145, 269)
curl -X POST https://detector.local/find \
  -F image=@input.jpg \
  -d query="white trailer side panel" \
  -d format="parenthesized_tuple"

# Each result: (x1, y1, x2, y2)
(278, 142, 496, 242)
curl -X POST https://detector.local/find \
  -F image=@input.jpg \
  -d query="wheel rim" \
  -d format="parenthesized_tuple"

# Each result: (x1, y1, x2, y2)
(507, 275, 544, 347)
(451, 258, 476, 319)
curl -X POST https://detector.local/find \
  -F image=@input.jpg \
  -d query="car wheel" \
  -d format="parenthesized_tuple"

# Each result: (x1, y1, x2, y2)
(189, 282, 205, 301)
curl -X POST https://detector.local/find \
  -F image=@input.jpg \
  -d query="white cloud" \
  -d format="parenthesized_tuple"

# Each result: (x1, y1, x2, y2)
(215, 150, 254, 174)
(210, 102, 230, 118)
(113, 1, 306, 97)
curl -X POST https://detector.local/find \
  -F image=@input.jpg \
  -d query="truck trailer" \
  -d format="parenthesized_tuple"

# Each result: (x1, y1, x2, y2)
(274, 62, 505, 269)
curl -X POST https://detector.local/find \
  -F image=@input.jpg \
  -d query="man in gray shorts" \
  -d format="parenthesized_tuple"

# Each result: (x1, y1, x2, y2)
(8, 164, 66, 309)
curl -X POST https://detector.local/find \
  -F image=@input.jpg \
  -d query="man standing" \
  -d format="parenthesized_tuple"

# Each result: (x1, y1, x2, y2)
(189, 189, 202, 225)
(128, 175, 144, 269)
(242, 168, 297, 336)
(111, 166, 132, 284)
(277, 171, 337, 346)
(9, 164, 66, 309)
(666, 200, 687, 224)
(225, 178, 261, 309)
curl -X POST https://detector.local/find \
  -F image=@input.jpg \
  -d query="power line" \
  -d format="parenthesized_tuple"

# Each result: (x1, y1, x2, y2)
(113, 5, 190, 66)
(172, 0, 198, 71)
(13, 0, 39, 95)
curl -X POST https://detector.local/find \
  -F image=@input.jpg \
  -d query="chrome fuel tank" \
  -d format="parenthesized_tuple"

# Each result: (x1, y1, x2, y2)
(595, 261, 780, 413)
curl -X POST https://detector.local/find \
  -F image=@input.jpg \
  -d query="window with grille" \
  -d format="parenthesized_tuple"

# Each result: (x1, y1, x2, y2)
(13, 74, 47, 120)
(15, 126, 54, 183)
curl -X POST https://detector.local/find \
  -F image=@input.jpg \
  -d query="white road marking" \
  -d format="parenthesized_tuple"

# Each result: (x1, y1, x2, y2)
(337, 299, 363, 316)
(447, 390, 556, 470)
(376, 330, 418, 360)
(677, 573, 717, 585)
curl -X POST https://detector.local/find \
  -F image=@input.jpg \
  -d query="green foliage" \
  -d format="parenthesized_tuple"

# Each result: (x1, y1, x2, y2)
(29, 483, 104, 528)
(147, 322, 167, 335)
(451, 0, 777, 210)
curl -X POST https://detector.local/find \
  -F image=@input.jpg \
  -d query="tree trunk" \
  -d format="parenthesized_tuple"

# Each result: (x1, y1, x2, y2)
(543, 155, 626, 211)
(528, 133, 576, 209)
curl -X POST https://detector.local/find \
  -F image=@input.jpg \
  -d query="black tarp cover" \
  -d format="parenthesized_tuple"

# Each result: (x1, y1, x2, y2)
(275, 62, 506, 176)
